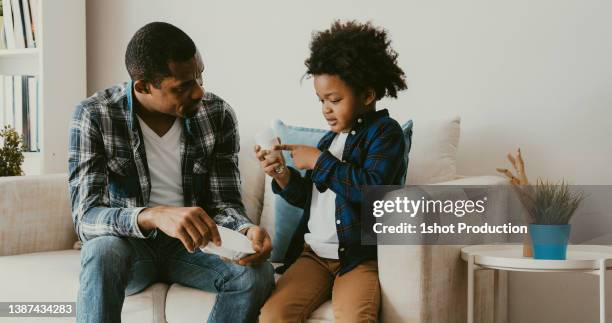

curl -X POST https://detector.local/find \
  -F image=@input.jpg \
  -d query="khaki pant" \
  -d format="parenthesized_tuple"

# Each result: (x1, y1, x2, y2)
(260, 245, 380, 323)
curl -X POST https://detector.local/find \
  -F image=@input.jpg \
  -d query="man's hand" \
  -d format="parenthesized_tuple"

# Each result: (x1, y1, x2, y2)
(138, 206, 221, 253)
(236, 226, 272, 266)
(279, 144, 321, 170)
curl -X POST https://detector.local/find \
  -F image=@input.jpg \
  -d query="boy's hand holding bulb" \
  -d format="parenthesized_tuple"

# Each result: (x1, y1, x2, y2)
(254, 137, 322, 189)
(255, 138, 291, 189)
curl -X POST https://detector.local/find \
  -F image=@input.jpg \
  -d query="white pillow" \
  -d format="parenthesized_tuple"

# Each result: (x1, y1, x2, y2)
(238, 133, 265, 225)
(260, 176, 276, 239)
(407, 116, 461, 184)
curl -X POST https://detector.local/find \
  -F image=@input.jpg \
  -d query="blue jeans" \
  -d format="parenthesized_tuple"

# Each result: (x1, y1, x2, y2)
(76, 231, 275, 323)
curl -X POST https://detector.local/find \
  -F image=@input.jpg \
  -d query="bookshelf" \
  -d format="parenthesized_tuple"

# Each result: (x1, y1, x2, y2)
(1, 0, 86, 175)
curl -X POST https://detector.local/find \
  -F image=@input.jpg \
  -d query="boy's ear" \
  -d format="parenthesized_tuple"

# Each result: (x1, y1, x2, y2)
(363, 88, 376, 107)
(134, 80, 150, 94)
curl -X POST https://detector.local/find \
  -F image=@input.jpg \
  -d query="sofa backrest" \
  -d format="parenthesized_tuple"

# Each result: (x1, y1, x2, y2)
(0, 115, 460, 256)
(0, 174, 76, 256)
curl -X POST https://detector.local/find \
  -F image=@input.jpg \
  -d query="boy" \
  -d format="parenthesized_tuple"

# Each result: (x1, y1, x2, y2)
(256, 20, 409, 322)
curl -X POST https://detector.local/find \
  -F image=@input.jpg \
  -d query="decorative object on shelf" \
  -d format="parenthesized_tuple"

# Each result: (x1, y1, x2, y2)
(496, 148, 533, 257)
(497, 148, 585, 260)
(0, 124, 24, 176)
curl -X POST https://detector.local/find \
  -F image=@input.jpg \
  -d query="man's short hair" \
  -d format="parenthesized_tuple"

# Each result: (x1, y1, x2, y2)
(125, 22, 196, 87)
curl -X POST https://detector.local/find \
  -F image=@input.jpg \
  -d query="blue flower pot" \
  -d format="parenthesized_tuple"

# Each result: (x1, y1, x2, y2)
(528, 224, 571, 260)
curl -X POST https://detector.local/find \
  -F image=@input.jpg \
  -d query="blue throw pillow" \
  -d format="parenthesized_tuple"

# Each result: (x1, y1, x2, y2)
(268, 118, 413, 261)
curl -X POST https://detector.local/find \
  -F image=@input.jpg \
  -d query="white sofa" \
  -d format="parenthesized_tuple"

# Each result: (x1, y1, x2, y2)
(0, 117, 509, 322)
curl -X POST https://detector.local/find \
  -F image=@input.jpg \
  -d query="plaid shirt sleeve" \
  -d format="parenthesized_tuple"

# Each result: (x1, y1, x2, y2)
(311, 120, 406, 204)
(68, 105, 149, 242)
(207, 103, 254, 232)
(270, 166, 312, 208)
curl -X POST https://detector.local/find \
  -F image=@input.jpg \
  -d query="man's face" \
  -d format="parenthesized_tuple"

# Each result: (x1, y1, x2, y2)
(314, 74, 365, 133)
(142, 52, 205, 118)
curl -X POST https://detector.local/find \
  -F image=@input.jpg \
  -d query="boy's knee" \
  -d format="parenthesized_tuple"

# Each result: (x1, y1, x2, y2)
(334, 305, 379, 323)
(260, 299, 297, 323)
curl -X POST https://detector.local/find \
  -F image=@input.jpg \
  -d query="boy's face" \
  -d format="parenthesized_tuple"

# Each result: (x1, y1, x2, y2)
(136, 52, 205, 118)
(314, 74, 371, 133)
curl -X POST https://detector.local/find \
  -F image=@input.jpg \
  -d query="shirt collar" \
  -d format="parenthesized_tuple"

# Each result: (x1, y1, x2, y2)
(350, 108, 389, 132)
(318, 108, 390, 149)
(125, 81, 138, 132)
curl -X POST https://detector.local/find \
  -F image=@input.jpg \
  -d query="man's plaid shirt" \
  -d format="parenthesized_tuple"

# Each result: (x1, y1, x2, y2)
(68, 82, 253, 242)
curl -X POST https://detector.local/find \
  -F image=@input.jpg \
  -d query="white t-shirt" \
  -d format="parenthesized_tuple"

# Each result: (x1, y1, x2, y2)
(137, 116, 184, 207)
(304, 132, 348, 259)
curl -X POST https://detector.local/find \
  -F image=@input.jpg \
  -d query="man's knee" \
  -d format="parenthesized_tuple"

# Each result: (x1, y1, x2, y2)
(242, 262, 275, 294)
(80, 236, 132, 270)
(226, 261, 275, 296)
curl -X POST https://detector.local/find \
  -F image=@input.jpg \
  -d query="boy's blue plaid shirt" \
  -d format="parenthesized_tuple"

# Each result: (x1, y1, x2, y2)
(68, 82, 253, 242)
(272, 109, 409, 275)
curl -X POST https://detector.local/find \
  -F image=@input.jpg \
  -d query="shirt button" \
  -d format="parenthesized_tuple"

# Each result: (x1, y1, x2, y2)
(357, 118, 363, 123)
(350, 130, 356, 135)
(340, 248, 345, 252)
(336, 220, 341, 224)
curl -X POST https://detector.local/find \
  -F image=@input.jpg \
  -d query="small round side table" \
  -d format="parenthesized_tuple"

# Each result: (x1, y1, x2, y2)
(461, 245, 612, 323)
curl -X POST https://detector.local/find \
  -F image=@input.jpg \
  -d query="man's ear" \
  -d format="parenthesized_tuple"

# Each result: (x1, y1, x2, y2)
(133, 80, 150, 94)
(363, 88, 376, 107)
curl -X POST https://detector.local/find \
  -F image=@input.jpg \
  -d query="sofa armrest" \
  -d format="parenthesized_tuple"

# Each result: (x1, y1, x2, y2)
(445, 175, 509, 186)
(0, 174, 76, 256)
(378, 175, 509, 323)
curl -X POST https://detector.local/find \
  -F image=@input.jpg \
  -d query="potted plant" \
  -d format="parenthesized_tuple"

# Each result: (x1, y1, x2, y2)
(515, 180, 584, 260)
(0, 125, 25, 176)
(498, 149, 585, 260)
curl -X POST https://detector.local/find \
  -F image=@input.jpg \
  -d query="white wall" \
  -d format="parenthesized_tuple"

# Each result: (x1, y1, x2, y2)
(86, 1, 612, 322)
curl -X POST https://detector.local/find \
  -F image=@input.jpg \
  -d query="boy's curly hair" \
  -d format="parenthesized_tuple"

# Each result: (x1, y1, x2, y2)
(305, 20, 407, 100)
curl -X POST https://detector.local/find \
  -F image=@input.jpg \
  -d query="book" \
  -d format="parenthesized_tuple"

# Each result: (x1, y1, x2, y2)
(10, 0, 25, 48)
(13, 75, 22, 136)
(21, 76, 30, 149)
(4, 76, 15, 129)
(28, 0, 37, 43)
(0, 9, 6, 49)
(27, 76, 37, 151)
(20, 0, 33, 48)
(0, 19, 5, 49)
(0, 76, 4, 127)
(2, 0, 15, 49)
(30, 0, 40, 44)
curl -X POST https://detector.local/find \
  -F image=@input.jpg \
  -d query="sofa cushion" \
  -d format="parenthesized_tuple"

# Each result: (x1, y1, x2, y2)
(264, 119, 327, 261)
(0, 249, 334, 322)
(407, 116, 461, 185)
(0, 249, 168, 323)
(238, 133, 266, 225)
(0, 174, 76, 257)
(164, 264, 334, 323)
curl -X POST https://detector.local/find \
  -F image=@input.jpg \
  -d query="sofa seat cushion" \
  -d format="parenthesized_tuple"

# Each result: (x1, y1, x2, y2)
(165, 263, 334, 323)
(0, 249, 168, 323)
(0, 250, 334, 323)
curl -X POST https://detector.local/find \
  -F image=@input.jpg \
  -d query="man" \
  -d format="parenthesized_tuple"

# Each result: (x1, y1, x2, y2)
(69, 22, 274, 323)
